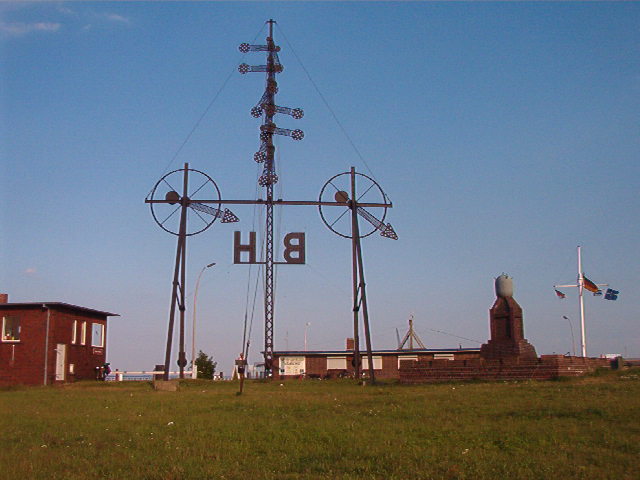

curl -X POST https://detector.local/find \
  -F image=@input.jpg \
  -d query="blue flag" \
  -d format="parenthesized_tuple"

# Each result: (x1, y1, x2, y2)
(604, 288, 619, 301)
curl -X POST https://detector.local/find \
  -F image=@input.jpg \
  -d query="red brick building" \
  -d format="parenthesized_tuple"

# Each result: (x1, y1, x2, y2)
(273, 344, 481, 380)
(0, 295, 118, 386)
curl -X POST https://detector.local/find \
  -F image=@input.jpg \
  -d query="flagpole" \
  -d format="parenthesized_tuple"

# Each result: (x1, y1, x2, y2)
(554, 246, 612, 359)
(577, 245, 587, 357)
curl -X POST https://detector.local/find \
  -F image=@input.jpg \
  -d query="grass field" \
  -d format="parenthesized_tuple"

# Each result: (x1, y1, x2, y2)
(2, 370, 639, 480)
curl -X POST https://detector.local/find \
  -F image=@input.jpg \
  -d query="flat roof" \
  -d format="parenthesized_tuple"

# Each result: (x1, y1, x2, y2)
(0, 302, 119, 317)
(273, 348, 481, 356)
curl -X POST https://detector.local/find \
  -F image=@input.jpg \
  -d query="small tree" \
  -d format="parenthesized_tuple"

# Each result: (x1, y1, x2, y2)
(194, 350, 217, 379)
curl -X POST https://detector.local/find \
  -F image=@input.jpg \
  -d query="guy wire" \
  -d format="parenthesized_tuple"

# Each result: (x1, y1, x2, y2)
(275, 23, 388, 200)
(146, 24, 267, 199)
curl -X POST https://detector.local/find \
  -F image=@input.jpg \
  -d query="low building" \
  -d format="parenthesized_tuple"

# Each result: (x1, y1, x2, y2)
(0, 294, 118, 386)
(273, 343, 481, 380)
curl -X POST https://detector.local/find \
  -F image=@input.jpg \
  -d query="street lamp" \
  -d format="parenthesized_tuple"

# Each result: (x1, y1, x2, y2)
(563, 316, 576, 357)
(304, 322, 311, 351)
(191, 262, 216, 379)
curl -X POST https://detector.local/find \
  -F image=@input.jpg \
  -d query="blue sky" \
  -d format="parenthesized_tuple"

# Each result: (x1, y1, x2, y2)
(2, 2, 639, 374)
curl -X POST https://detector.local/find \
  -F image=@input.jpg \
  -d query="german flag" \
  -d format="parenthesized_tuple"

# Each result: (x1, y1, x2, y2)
(583, 275, 600, 293)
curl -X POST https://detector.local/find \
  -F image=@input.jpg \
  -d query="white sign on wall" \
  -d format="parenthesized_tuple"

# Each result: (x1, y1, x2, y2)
(280, 356, 306, 376)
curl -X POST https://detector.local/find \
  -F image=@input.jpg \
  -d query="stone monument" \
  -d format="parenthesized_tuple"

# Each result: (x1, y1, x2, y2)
(480, 274, 538, 361)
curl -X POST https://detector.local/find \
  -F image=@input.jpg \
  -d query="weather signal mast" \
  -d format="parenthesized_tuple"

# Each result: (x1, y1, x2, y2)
(234, 20, 396, 382)
(238, 19, 304, 375)
(146, 20, 396, 383)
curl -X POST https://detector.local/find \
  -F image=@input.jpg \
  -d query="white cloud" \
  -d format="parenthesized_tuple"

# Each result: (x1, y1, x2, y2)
(102, 13, 130, 25)
(0, 20, 60, 37)
(56, 5, 75, 16)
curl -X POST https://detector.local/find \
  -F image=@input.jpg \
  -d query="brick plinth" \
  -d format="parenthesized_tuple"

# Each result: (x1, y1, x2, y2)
(399, 355, 610, 383)
(480, 295, 537, 361)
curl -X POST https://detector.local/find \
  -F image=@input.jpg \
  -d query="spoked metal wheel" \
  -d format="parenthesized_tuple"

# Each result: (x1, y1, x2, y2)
(149, 167, 222, 236)
(318, 171, 390, 239)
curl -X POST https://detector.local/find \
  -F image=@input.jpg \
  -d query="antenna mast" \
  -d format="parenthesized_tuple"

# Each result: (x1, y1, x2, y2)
(239, 19, 304, 375)
(398, 314, 426, 350)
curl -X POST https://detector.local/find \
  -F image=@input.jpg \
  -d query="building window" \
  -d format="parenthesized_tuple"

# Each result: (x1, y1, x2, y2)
(398, 355, 418, 369)
(361, 356, 383, 370)
(327, 357, 347, 370)
(91, 323, 104, 347)
(81, 322, 87, 345)
(434, 353, 455, 361)
(2, 316, 21, 342)
(71, 320, 77, 344)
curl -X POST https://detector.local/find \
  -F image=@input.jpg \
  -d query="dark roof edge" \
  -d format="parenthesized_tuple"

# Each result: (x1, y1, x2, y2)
(272, 348, 481, 355)
(0, 302, 119, 317)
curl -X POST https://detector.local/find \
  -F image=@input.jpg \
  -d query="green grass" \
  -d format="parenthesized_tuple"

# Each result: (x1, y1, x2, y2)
(2, 371, 640, 479)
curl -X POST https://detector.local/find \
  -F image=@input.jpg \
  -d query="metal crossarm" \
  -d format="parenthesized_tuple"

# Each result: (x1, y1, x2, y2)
(357, 206, 398, 240)
(253, 104, 303, 119)
(238, 63, 283, 74)
(260, 124, 304, 140)
(189, 203, 239, 223)
(272, 105, 304, 119)
(189, 202, 219, 216)
(239, 43, 272, 52)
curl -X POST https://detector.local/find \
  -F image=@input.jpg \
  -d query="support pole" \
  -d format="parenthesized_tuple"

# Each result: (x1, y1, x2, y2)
(350, 167, 376, 383)
(409, 317, 414, 350)
(350, 168, 361, 379)
(178, 164, 189, 379)
(577, 246, 587, 357)
(262, 19, 277, 376)
(356, 238, 375, 383)
(164, 163, 189, 381)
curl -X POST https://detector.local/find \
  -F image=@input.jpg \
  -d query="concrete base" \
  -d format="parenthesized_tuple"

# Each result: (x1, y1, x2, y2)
(153, 379, 180, 391)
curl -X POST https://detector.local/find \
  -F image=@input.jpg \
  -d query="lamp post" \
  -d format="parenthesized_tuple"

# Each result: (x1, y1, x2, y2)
(191, 262, 216, 379)
(563, 316, 576, 357)
(304, 322, 311, 351)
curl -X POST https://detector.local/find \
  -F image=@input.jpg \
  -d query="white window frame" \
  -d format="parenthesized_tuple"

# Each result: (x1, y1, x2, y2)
(2, 316, 21, 342)
(71, 320, 77, 344)
(361, 356, 383, 370)
(327, 356, 347, 370)
(91, 323, 104, 348)
(434, 353, 455, 361)
(80, 321, 87, 345)
(398, 355, 418, 369)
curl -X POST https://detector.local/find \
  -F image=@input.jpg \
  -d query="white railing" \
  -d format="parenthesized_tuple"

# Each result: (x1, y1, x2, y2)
(105, 370, 195, 381)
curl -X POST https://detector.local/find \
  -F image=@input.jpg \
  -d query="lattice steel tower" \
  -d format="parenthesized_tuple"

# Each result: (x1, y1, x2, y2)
(238, 20, 304, 374)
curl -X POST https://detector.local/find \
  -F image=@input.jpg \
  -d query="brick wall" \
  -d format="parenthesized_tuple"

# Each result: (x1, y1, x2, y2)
(52, 309, 107, 382)
(399, 355, 610, 383)
(272, 350, 482, 380)
(0, 306, 48, 386)
(305, 356, 327, 377)
(0, 305, 107, 386)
